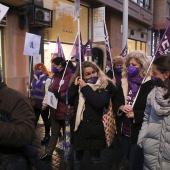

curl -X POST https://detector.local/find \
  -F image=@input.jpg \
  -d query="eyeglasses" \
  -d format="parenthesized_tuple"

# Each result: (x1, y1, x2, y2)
(84, 70, 97, 78)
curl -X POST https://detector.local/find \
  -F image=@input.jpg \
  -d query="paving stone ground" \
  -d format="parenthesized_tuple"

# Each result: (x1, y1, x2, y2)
(32, 119, 125, 170)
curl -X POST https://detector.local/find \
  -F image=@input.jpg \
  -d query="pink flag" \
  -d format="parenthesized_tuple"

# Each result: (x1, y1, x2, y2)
(52, 34, 65, 61)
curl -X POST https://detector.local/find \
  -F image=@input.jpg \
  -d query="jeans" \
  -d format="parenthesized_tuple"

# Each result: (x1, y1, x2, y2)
(74, 149, 101, 170)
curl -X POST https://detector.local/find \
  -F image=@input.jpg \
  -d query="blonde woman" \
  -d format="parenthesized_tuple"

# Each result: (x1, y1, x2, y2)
(113, 50, 154, 170)
(68, 61, 116, 170)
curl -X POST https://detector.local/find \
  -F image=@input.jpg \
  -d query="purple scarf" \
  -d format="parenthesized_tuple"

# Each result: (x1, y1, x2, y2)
(128, 75, 143, 93)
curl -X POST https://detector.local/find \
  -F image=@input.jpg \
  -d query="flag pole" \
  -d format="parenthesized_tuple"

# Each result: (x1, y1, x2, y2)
(78, 19, 82, 79)
(29, 56, 33, 98)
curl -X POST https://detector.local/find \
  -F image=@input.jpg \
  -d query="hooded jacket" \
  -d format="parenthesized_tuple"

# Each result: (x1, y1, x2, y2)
(137, 87, 170, 170)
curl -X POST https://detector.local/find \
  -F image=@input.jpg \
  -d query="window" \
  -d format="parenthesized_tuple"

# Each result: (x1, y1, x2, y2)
(128, 39, 146, 53)
(131, 0, 138, 3)
(140, 0, 151, 10)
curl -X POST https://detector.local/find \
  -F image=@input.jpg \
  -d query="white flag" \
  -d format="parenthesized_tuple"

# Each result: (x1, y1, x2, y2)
(23, 32, 41, 57)
(0, 4, 9, 22)
(47, 91, 58, 109)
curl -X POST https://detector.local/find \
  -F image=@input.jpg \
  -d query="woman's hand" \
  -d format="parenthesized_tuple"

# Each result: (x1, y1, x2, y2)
(74, 77, 80, 85)
(126, 111, 134, 118)
(78, 79, 86, 88)
(74, 77, 87, 88)
(41, 105, 47, 111)
(119, 105, 132, 113)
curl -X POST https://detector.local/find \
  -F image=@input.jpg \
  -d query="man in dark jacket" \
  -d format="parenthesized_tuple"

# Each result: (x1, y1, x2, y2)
(0, 73, 36, 169)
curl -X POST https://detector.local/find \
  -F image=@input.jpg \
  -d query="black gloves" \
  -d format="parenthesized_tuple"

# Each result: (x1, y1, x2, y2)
(54, 91, 60, 99)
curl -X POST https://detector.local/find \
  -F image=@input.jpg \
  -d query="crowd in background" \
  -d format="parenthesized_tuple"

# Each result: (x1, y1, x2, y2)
(0, 51, 170, 170)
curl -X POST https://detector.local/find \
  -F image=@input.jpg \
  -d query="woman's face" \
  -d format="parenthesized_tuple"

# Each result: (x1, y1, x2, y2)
(128, 58, 142, 72)
(83, 67, 98, 80)
(152, 64, 166, 81)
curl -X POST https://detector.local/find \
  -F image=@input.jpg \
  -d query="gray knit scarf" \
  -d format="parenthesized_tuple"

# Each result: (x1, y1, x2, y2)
(153, 87, 170, 116)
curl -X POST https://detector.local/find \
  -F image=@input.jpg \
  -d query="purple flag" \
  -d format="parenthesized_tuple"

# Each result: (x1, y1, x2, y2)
(52, 34, 65, 61)
(82, 39, 92, 57)
(104, 21, 113, 70)
(70, 33, 84, 61)
(119, 43, 128, 57)
(155, 23, 170, 57)
(74, 0, 80, 20)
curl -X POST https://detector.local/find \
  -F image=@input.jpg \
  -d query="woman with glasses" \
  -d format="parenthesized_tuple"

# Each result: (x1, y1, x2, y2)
(137, 55, 170, 170)
(68, 61, 116, 170)
(113, 50, 154, 170)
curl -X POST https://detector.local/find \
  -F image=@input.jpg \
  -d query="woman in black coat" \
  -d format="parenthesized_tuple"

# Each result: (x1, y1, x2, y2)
(68, 61, 116, 170)
(113, 50, 154, 170)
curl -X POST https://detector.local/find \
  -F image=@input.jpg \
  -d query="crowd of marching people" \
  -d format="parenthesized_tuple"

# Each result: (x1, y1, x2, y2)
(1, 49, 170, 170)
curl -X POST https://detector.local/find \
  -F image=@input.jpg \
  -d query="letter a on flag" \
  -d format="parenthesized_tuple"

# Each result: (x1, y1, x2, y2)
(23, 32, 41, 57)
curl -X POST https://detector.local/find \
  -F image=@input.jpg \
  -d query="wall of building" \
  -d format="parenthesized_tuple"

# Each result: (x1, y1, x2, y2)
(4, 13, 29, 96)
(153, 0, 167, 29)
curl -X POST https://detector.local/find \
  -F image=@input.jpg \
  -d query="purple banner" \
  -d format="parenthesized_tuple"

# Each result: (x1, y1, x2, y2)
(82, 39, 92, 57)
(104, 21, 113, 70)
(70, 33, 84, 61)
(120, 43, 128, 57)
(155, 23, 170, 57)
(52, 35, 65, 60)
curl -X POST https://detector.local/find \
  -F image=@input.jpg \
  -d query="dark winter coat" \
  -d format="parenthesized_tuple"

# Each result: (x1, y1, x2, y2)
(68, 81, 116, 149)
(50, 67, 73, 120)
(113, 76, 153, 143)
(0, 82, 35, 148)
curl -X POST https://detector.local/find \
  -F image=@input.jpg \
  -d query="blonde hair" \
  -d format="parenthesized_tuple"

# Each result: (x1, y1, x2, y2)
(69, 61, 113, 89)
(122, 50, 150, 78)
